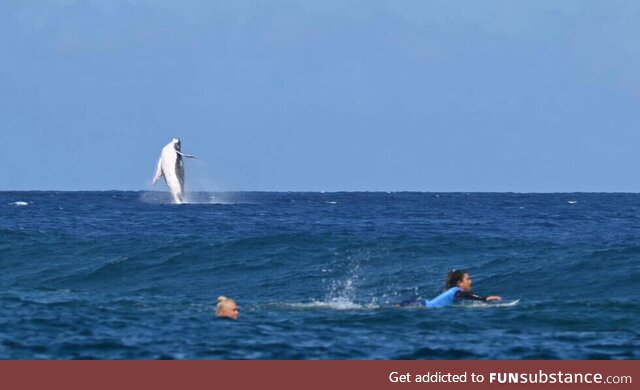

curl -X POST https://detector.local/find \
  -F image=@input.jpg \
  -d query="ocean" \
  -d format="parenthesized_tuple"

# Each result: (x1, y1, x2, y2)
(0, 191, 638, 359)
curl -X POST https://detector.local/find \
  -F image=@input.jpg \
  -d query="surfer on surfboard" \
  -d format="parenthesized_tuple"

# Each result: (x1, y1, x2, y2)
(400, 269, 502, 307)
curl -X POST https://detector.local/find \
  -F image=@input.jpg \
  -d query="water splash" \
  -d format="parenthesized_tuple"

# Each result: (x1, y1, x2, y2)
(183, 192, 238, 205)
(285, 299, 376, 310)
(139, 191, 238, 205)
(320, 254, 370, 309)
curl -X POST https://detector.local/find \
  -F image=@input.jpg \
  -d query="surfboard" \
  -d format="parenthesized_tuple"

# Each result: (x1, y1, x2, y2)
(460, 299, 520, 308)
(491, 299, 520, 307)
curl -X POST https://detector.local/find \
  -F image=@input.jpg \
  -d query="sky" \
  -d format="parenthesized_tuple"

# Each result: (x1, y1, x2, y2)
(2, 0, 640, 192)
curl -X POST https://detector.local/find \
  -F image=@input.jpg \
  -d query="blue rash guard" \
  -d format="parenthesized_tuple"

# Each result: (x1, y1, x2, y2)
(424, 287, 460, 308)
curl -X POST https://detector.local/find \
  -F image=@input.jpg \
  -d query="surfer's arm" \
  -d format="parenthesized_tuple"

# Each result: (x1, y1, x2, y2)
(152, 158, 163, 185)
(455, 291, 485, 301)
(455, 291, 501, 302)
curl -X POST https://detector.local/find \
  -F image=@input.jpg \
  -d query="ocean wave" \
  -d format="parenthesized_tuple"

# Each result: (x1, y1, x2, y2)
(2, 191, 639, 359)
(588, 245, 640, 258)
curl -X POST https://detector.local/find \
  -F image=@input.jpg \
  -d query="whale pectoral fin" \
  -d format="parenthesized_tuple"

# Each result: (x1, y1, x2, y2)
(176, 151, 197, 159)
(152, 158, 163, 185)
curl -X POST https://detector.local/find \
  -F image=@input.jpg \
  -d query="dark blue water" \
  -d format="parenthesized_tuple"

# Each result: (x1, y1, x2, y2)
(1, 191, 638, 359)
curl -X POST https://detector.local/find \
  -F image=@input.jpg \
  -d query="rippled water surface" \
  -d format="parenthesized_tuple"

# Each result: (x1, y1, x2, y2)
(1, 192, 638, 359)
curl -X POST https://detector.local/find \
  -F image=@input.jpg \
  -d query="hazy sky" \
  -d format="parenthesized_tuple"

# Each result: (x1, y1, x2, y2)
(2, 0, 640, 192)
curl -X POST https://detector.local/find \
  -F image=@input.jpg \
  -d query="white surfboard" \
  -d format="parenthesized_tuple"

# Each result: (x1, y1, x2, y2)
(490, 299, 520, 307)
(461, 299, 520, 308)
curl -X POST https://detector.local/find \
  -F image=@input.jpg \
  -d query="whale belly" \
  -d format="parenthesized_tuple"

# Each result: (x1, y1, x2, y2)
(160, 150, 184, 204)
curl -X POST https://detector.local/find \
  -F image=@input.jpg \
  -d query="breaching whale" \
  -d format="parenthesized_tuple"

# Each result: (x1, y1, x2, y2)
(152, 138, 196, 204)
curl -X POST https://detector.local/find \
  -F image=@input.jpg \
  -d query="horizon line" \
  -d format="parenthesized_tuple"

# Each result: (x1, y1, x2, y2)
(1, 189, 639, 195)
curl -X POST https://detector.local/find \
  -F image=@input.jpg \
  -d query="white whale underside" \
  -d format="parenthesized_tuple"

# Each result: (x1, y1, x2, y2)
(153, 141, 192, 204)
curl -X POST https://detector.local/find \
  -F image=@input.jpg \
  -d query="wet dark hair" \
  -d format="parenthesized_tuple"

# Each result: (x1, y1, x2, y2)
(445, 269, 468, 290)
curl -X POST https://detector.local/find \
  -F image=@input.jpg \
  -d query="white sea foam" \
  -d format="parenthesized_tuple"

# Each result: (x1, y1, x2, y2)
(11, 201, 29, 206)
(185, 193, 237, 205)
(567, 200, 577, 204)
(140, 191, 240, 205)
(107, 256, 128, 265)
(285, 298, 378, 310)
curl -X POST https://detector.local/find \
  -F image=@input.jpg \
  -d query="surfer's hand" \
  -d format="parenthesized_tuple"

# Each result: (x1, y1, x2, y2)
(486, 296, 502, 302)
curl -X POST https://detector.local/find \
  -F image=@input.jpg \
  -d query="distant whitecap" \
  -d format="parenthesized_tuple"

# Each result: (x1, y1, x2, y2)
(567, 201, 577, 204)
(12, 201, 29, 206)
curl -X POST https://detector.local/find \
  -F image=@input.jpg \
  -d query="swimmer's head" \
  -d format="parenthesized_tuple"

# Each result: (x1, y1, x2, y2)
(445, 269, 472, 291)
(216, 296, 239, 320)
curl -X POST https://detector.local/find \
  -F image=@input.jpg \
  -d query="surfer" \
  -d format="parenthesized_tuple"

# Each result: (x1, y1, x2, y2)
(400, 269, 502, 307)
(216, 296, 239, 320)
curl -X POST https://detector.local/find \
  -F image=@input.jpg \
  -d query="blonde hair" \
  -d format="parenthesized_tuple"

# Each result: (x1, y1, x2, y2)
(216, 296, 235, 315)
